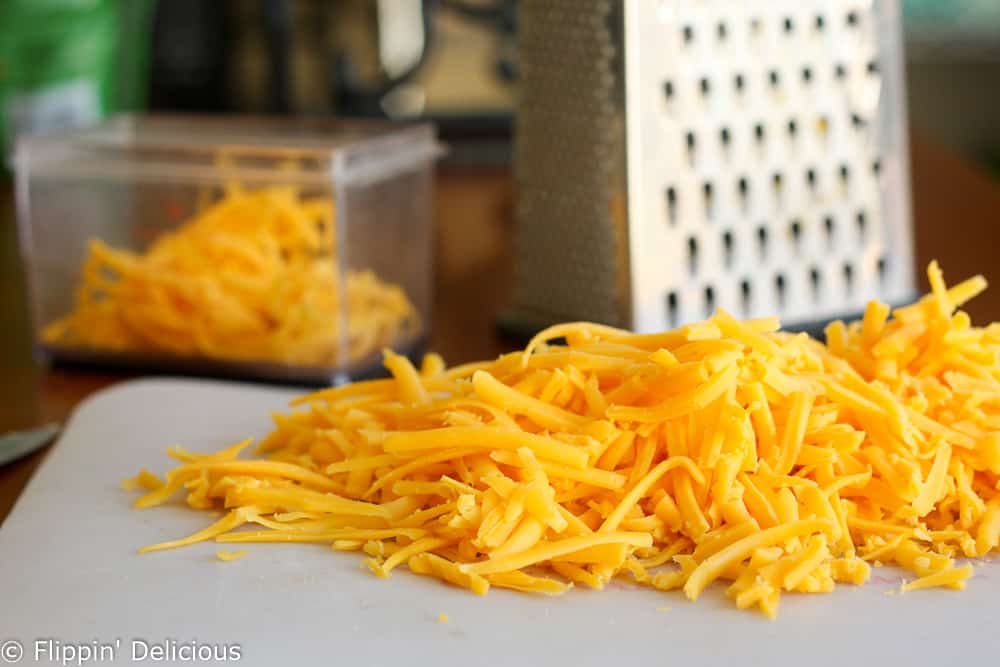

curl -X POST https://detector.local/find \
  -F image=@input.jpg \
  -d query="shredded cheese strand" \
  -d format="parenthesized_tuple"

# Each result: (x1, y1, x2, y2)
(44, 186, 419, 367)
(130, 262, 1000, 618)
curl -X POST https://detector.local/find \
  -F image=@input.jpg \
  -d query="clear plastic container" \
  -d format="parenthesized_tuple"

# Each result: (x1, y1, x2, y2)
(14, 114, 440, 384)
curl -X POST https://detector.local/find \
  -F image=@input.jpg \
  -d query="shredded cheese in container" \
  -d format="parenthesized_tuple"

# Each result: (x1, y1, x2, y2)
(44, 185, 419, 367)
(130, 262, 999, 617)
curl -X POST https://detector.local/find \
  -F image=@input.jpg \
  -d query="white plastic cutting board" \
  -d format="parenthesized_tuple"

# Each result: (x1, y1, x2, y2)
(1, 378, 997, 666)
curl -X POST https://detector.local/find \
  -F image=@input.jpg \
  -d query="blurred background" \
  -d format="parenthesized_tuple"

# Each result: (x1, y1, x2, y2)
(2, 0, 1000, 413)
(2, 0, 999, 361)
(3, 0, 999, 169)
(4, 0, 1000, 345)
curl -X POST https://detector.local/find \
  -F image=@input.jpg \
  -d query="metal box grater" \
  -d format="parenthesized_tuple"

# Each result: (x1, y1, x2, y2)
(508, 0, 915, 335)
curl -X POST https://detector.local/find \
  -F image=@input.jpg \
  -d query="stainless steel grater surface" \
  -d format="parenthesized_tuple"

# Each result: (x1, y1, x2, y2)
(509, 0, 915, 335)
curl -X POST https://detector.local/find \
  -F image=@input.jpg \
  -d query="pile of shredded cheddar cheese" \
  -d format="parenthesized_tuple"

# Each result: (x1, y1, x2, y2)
(127, 262, 1000, 618)
(44, 185, 418, 367)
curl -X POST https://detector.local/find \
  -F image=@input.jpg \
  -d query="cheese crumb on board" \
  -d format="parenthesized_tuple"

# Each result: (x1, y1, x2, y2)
(437, 613, 449, 624)
(130, 262, 1000, 618)
(216, 550, 248, 562)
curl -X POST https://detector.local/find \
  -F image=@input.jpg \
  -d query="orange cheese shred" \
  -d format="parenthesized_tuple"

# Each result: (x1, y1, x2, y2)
(131, 262, 999, 618)
(43, 186, 419, 367)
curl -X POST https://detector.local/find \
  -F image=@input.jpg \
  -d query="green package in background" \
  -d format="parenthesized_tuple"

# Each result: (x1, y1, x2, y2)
(0, 0, 155, 166)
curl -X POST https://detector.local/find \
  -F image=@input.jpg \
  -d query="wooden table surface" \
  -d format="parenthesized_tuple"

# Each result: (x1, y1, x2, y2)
(1, 132, 999, 523)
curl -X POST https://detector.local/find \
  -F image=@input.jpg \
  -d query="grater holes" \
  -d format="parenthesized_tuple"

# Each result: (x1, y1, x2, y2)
(802, 66, 814, 84)
(846, 10, 859, 27)
(720, 126, 731, 149)
(823, 214, 835, 247)
(703, 181, 714, 218)
(772, 171, 783, 202)
(810, 266, 822, 299)
(734, 73, 746, 94)
(700, 77, 711, 97)
(768, 69, 781, 88)
(877, 256, 888, 284)
(687, 236, 699, 275)
(783, 16, 794, 33)
(737, 176, 749, 210)
(740, 279, 752, 314)
(867, 60, 879, 75)
(839, 163, 850, 184)
(666, 186, 678, 225)
(851, 113, 866, 130)
(856, 210, 867, 240)
(686, 131, 697, 162)
(704, 285, 716, 317)
(757, 226, 769, 259)
(872, 158, 882, 176)
(815, 14, 825, 31)
(787, 118, 798, 139)
(663, 80, 674, 101)
(750, 16, 762, 35)
(775, 273, 787, 308)
(682, 24, 694, 44)
(754, 122, 766, 143)
(843, 262, 855, 293)
(806, 167, 818, 189)
(722, 229, 734, 267)
(717, 21, 728, 41)
(666, 291, 680, 327)
(834, 63, 847, 80)
(790, 219, 803, 252)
